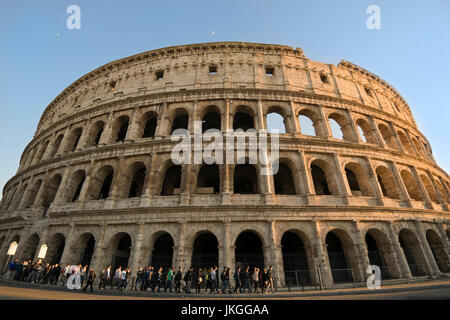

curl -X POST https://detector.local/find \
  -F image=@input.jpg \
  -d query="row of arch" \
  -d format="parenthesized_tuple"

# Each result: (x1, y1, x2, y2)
(20, 102, 434, 172)
(3, 224, 448, 286)
(2, 153, 449, 214)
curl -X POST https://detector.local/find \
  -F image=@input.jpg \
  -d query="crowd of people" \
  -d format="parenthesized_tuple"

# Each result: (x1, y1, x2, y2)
(4, 258, 277, 295)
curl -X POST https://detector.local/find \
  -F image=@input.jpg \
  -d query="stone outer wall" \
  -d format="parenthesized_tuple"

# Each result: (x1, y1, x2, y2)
(0, 42, 448, 288)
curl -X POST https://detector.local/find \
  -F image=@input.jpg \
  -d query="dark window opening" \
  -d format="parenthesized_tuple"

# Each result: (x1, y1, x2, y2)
(234, 164, 258, 194)
(109, 81, 116, 91)
(202, 112, 221, 132)
(150, 233, 174, 270)
(282, 232, 312, 286)
(94, 127, 103, 145)
(364, 87, 373, 97)
(72, 176, 85, 202)
(320, 73, 329, 84)
(311, 165, 330, 195)
(161, 165, 182, 196)
(192, 233, 218, 272)
(274, 164, 296, 195)
(143, 117, 157, 138)
(345, 168, 361, 194)
(128, 168, 146, 198)
(265, 67, 274, 76)
(171, 115, 189, 134)
(112, 235, 131, 271)
(116, 122, 129, 142)
(197, 165, 220, 194)
(209, 65, 217, 74)
(99, 173, 113, 200)
(326, 232, 353, 283)
(233, 112, 254, 131)
(235, 231, 264, 271)
(156, 70, 164, 80)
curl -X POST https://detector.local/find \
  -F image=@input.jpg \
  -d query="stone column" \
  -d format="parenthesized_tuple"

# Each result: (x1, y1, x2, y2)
(90, 224, 107, 274)
(388, 161, 412, 207)
(59, 223, 77, 265)
(0, 229, 12, 273)
(299, 151, 313, 195)
(352, 221, 371, 283)
(75, 119, 91, 151)
(129, 223, 145, 277)
(267, 220, 284, 288)
(98, 112, 114, 145)
(222, 220, 232, 269)
(368, 116, 384, 147)
(365, 157, 385, 205)
(436, 222, 450, 256)
(174, 222, 188, 271)
(155, 102, 168, 139)
(389, 123, 405, 153)
(125, 107, 140, 141)
(312, 220, 333, 288)
(332, 154, 351, 197)
(426, 171, 449, 210)
(346, 110, 361, 143)
(414, 221, 441, 276)
(55, 126, 72, 157)
(289, 100, 300, 134)
(410, 166, 432, 208)
(387, 223, 412, 279)
(52, 166, 72, 206)
(317, 105, 332, 139)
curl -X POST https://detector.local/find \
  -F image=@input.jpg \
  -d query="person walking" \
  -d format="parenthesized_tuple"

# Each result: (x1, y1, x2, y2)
(114, 266, 121, 289)
(174, 267, 183, 293)
(233, 266, 241, 294)
(211, 266, 219, 294)
(164, 267, 174, 293)
(184, 267, 193, 293)
(7, 258, 18, 279)
(119, 268, 128, 291)
(205, 268, 211, 293)
(241, 266, 252, 293)
(195, 268, 203, 294)
(252, 267, 260, 293)
(83, 268, 96, 293)
(266, 266, 275, 294)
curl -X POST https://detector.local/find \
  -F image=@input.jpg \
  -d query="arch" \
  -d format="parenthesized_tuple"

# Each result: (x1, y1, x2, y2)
(233, 106, 255, 131)
(42, 174, 62, 208)
(398, 229, 427, 276)
(149, 232, 174, 269)
(64, 170, 86, 202)
(298, 108, 321, 137)
(46, 233, 65, 264)
(73, 233, 96, 266)
(310, 159, 339, 195)
(127, 162, 147, 198)
(426, 230, 449, 272)
(328, 113, 353, 141)
(12, 183, 27, 210)
(344, 162, 373, 196)
(365, 229, 399, 279)
(161, 165, 182, 196)
(356, 118, 377, 144)
(400, 170, 423, 201)
(191, 232, 219, 271)
(88, 165, 114, 200)
(273, 163, 297, 195)
(434, 178, 450, 204)
(266, 111, 286, 134)
(325, 229, 359, 283)
(49, 134, 64, 158)
(170, 109, 189, 134)
(22, 179, 42, 208)
(21, 233, 40, 261)
(139, 111, 158, 138)
(35, 140, 49, 163)
(235, 230, 265, 271)
(412, 137, 426, 159)
(233, 164, 258, 194)
(378, 123, 398, 149)
(111, 115, 130, 142)
(281, 230, 313, 287)
(420, 174, 439, 203)
(202, 106, 221, 132)
(64, 127, 83, 153)
(86, 120, 105, 147)
(375, 166, 400, 199)
(108, 232, 132, 271)
(397, 131, 414, 154)
(197, 164, 220, 194)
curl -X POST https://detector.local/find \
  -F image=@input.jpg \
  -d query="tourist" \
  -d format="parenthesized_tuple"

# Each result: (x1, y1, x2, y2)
(266, 266, 275, 294)
(83, 268, 96, 293)
(174, 267, 183, 293)
(7, 258, 18, 279)
(242, 266, 252, 293)
(233, 266, 241, 293)
(184, 267, 193, 293)
(252, 267, 260, 293)
(164, 266, 173, 293)
(119, 267, 128, 291)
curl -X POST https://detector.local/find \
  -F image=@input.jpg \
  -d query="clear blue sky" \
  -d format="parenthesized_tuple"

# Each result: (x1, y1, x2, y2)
(1, 0, 449, 197)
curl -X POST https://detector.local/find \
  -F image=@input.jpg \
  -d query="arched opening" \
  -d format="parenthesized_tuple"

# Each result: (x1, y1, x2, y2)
(266, 112, 286, 134)
(273, 163, 297, 195)
(35, 140, 49, 163)
(150, 233, 174, 270)
(46, 233, 65, 265)
(42, 174, 62, 209)
(112, 116, 129, 142)
(281, 231, 312, 287)
(356, 118, 377, 144)
(328, 113, 353, 141)
(202, 110, 221, 133)
(111, 233, 132, 271)
(21, 234, 40, 261)
(398, 229, 427, 276)
(233, 164, 258, 194)
(426, 230, 449, 272)
(197, 164, 220, 194)
(128, 167, 146, 198)
(64, 128, 83, 153)
(233, 109, 254, 131)
(77, 233, 96, 266)
(397, 131, 414, 154)
(161, 165, 182, 196)
(344, 163, 373, 197)
(87, 121, 105, 146)
(375, 166, 400, 199)
(89, 166, 115, 200)
(235, 231, 265, 271)
(12, 184, 27, 210)
(66, 170, 86, 202)
(412, 137, 426, 159)
(400, 170, 423, 201)
(49, 134, 64, 158)
(365, 231, 395, 279)
(141, 112, 158, 138)
(171, 113, 189, 134)
(435, 179, 450, 204)
(23, 180, 42, 208)
(420, 174, 439, 203)
(378, 124, 398, 149)
(325, 230, 356, 283)
(191, 232, 219, 271)
(298, 109, 319, 136)
(310, 159, 338, 195)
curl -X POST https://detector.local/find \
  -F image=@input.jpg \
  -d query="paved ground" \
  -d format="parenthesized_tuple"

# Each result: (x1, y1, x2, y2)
(0, 278, 449, 300)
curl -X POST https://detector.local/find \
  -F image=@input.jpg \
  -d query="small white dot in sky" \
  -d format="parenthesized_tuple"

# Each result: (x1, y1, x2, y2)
(56, 33, 60, 37)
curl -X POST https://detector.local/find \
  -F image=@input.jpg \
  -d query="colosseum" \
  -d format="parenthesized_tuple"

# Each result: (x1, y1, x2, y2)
(0, 42, 449, 289)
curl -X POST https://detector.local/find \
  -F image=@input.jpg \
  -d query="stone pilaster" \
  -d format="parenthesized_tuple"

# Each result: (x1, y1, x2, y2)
(387, 223, 412, 279)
